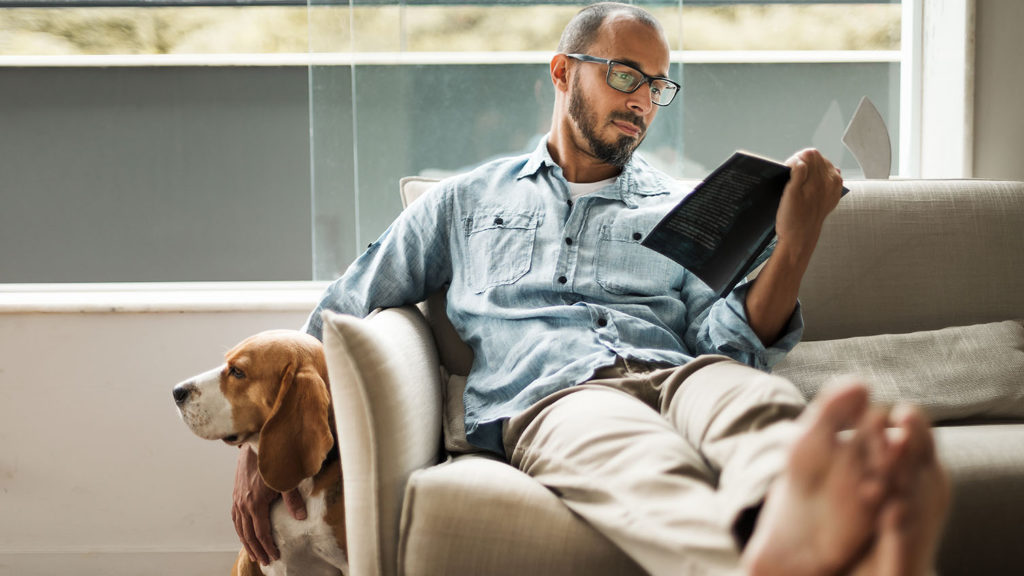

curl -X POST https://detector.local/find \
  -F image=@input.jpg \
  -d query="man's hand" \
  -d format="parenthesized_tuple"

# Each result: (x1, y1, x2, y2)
(774, 148, 844, 258)
(744, 148, 843, 345)
(232, 446, 308, 565)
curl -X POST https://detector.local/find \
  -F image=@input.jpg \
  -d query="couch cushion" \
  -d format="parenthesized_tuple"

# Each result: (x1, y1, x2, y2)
(399, 454, 647, 576)
(399, 427, 1024, 576)
(322, 307, 443, 576)
(933, 423, 1024, 575)
(774, 320, 1024, 422)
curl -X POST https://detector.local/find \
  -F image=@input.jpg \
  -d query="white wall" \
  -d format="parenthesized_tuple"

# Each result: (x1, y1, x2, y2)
(0, 285, 322, 576)
(973, 0, 1024, 180)
(0, 66, 313, 284)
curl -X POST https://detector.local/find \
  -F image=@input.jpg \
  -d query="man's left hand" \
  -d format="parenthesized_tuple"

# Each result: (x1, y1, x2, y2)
(775, 149, 844, 256)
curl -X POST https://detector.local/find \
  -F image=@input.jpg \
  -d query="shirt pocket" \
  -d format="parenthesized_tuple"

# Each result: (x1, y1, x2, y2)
(596, 221, 684, 296)
(464, 209, 540, 293)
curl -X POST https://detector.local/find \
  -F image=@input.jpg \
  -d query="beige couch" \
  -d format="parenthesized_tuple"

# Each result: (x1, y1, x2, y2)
(323, 178, 1024, 576)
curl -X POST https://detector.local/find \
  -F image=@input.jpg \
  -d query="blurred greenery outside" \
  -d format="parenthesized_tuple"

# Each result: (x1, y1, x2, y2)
(0, 3, 899, 56)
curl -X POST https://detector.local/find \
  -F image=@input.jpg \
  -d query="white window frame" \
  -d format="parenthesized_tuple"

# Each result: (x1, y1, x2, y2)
(901, 0, 976, 178)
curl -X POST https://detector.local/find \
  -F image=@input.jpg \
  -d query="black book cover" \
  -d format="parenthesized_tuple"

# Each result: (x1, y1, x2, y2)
(642, 151, 843, 297)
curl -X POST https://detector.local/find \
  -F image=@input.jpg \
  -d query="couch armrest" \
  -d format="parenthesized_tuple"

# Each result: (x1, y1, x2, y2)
(322, 307, 444, 576)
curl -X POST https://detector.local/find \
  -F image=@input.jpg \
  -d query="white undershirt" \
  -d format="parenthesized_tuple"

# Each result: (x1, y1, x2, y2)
(567, 176, 618, 201)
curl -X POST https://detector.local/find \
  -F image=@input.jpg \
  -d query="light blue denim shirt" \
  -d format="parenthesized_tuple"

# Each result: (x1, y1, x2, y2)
(305, 136, 803, 457)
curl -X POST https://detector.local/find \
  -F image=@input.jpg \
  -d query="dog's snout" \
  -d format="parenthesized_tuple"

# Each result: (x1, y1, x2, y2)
(173, 382, 197, 406)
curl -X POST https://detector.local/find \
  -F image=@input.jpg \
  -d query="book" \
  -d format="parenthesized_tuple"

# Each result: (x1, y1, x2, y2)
(641, 151, 848, 297)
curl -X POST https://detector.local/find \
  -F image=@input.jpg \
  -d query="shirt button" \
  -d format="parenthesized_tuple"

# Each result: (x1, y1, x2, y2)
(632, 232, 643, 241)
(567, 199, 573, 208)
(558, 276, 568, 284)
(564, 237, 573, 245)
(597, 318, 608, 327)
(494, 217, 504, 225)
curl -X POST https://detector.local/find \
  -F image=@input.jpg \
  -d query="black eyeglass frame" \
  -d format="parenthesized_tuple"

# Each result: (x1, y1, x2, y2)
(565, 53, 680, 107)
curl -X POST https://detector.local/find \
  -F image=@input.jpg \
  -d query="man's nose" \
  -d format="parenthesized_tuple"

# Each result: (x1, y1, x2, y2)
(626, 82, 654, 115)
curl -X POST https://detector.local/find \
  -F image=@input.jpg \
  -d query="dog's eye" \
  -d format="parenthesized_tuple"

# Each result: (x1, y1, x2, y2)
(228, 366, 246, 379)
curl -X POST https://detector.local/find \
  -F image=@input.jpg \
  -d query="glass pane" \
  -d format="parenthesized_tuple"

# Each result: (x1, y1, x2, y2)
(309, 1, 901, 281)
(0, 6, 315, 55)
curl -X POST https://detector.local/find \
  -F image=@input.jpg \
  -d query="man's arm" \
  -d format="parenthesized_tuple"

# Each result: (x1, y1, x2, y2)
(744, 148, 843, 346)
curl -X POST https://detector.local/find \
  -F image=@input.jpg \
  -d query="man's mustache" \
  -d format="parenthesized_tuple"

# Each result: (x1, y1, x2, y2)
(609, 113, 646, 135)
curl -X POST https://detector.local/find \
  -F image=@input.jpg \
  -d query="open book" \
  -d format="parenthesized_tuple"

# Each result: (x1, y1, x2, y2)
(641, 151, 848, 297)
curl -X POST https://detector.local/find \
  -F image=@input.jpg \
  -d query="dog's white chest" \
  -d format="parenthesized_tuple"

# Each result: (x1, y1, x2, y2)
(262, 479, 348, 576)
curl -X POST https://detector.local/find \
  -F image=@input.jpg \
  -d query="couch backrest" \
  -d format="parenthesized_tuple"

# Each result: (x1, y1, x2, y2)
(400, 177, 1024, 353)
(798, 179, 1024, 340)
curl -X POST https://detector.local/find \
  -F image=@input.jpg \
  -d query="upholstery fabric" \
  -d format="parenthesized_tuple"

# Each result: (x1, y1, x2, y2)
(399, 454, 647, 576)
(441, 374, 483, 454)
(322, 307, 443, 576)
(798, 179, 1024, 340)
(774, 320, 1024, 422)
(932, 424, 1024, 574)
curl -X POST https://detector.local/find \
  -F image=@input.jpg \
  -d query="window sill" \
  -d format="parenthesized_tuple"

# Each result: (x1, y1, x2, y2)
(0, 282, 329, 314)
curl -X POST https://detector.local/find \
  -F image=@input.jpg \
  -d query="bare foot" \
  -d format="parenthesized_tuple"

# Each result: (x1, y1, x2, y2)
(851, 405, 951, 576)
(741, 380, 894, 576)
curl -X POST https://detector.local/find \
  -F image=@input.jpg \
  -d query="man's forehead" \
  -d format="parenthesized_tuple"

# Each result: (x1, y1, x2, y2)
(588, 13, 670, 75)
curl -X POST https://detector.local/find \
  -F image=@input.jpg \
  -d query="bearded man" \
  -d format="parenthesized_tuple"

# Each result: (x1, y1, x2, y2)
(234, 3, 949, 574)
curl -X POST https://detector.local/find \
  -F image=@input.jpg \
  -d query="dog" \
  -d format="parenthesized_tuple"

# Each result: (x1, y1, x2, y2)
(173, 330, 348, 576)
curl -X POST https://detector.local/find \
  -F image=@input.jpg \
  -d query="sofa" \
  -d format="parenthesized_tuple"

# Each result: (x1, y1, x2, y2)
(322, 177, 1024, 576)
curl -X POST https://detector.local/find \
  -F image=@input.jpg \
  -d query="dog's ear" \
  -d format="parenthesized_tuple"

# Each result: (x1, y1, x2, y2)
(257, 362, 333, 493)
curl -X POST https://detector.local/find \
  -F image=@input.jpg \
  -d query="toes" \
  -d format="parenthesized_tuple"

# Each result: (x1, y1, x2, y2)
(805, 379, 870, 436)
(891, 404, 936, 464)
(789, 379, 870, 483)
(853, 407, 893, 505)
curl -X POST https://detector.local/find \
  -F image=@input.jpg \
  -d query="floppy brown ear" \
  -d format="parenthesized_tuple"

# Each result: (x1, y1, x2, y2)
(257, 362, 333, 493)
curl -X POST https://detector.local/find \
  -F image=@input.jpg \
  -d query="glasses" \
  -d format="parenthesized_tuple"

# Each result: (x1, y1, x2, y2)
(566, 54, 680, 107)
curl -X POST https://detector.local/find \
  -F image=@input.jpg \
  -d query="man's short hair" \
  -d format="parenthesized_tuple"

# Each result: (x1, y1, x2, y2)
(557, 2, 665, 54)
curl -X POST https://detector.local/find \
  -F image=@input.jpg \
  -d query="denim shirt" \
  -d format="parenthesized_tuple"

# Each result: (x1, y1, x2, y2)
(305, 136, 803, 457)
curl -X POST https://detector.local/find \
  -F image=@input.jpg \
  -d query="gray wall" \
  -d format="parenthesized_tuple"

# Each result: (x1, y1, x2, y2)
(973, 0, 1024, 181)
(0, 66, 312, 283)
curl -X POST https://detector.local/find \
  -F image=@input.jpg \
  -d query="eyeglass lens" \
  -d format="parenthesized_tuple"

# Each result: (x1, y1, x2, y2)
(607, 62, 678, 106)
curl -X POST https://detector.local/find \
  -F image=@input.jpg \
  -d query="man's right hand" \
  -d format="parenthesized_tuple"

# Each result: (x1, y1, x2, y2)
(232, 446, 307, 565)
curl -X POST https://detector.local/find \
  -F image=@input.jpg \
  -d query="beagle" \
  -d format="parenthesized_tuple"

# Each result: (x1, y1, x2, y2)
(173, 330, 348, 576)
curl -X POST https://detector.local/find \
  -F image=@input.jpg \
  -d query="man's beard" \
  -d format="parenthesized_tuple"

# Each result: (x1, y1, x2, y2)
(568, 75, 647, 168)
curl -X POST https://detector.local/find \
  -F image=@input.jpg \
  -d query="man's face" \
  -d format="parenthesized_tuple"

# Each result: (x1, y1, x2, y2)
(569, 71, 645, 167)
(566, 15, 671, 168)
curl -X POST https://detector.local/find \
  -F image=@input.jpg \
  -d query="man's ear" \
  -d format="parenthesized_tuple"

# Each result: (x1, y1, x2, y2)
(550, 53, 571, 92)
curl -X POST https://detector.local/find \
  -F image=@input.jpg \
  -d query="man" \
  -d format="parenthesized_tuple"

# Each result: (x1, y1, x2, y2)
(234, 3, 949, 574)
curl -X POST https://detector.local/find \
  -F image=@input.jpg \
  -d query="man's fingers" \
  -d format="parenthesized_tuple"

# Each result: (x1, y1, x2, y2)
(252, 503, 280, 564)
(231, 508, 255, 563)
(788, 158, 808, 187)
(240, 512, 270, 565)
(283, 488, 308, 521)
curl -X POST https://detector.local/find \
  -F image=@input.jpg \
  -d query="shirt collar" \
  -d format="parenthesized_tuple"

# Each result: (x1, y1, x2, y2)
(517, 134, 671, 208)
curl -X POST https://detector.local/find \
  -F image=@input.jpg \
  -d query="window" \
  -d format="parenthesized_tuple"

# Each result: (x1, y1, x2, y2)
(2, 1, 973, 284)
(309, 1, 903, 280)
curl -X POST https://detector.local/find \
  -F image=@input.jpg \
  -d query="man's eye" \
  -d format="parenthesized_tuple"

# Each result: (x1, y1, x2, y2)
(228, 366, 246, 379)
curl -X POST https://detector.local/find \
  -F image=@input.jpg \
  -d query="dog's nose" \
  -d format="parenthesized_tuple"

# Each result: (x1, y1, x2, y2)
(173, 383, 196, 406)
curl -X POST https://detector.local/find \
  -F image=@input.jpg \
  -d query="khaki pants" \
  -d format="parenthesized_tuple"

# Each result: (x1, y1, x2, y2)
(503, 355, 807, 576)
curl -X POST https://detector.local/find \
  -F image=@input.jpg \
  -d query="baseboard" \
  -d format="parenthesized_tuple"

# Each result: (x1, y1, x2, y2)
(0, 550, 238, 576)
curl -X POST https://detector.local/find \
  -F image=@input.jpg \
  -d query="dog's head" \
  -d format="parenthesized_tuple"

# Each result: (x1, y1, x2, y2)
(173, 329, 334, 492)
